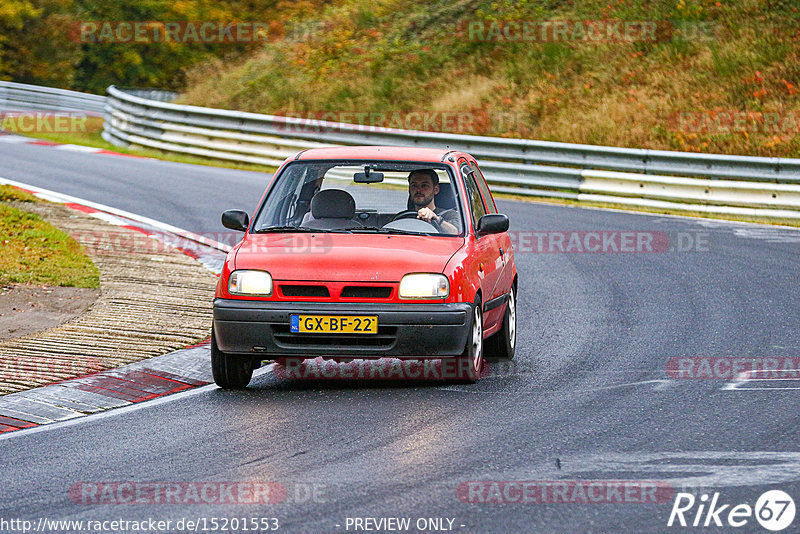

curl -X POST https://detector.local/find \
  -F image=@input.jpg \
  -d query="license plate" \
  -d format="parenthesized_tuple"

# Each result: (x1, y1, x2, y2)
(290, 315, 378, 334)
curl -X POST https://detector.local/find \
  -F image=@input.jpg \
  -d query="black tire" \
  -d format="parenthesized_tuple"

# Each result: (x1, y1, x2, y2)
(486, 286, 517, 362)
(455, 298, 484, 383)
(211, 328, 254, 389)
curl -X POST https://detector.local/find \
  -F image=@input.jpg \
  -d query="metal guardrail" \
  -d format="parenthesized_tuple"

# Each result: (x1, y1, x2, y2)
(0, 81, 106, 115)
(0, 82, 767, 220)
(118, 88, 178, 103)
(103, 85, 800, 220)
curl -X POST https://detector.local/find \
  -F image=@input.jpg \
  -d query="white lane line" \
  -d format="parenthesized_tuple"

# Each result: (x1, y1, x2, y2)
(0, 364, 276, 441)
(731, 227, 800, 243)
(722, 370, 800, 391)
(588, 379, 676, 392)
(0, 176, 231, 252)
(737, 386, 800, 390)
(0, 135, 29, 143)
(53, 144, 103, 153)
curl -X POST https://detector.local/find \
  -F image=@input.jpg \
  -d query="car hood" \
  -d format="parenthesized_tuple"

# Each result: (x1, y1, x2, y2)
(234, 233, 465, 281)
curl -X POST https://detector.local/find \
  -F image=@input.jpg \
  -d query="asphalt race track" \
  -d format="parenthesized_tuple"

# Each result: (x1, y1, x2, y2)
(1, 142, 800, 533)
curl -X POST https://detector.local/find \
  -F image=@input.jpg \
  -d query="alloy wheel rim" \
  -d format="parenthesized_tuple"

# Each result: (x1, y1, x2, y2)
(508, 288, 516, 349)
(473, 306, 482, 370)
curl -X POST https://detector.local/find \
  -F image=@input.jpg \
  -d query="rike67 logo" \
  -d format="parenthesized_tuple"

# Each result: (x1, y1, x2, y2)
(668, 490, 796, 531)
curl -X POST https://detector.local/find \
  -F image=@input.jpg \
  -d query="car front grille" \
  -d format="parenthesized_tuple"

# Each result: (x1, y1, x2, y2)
(280, 285, 331, 297)
(340, 286, 392, 299)
(277, 284, 394, 300)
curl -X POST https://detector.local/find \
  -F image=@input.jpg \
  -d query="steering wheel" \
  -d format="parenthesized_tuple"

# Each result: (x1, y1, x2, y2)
(390, 210, 442, 232)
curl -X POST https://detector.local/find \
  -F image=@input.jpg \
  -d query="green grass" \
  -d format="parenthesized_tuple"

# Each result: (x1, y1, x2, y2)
(0, 190, 100, 288)
(0, 185, 38, 203)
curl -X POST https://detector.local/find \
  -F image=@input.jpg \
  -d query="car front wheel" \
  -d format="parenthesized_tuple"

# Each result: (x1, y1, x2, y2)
(456, 299, 484, 383)
(486, 286, 516, 361)
(211, 328, 254, 389)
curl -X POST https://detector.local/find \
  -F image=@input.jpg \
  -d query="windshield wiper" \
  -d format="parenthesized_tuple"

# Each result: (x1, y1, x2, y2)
(253, 226, 315, 233)
(349, 227, 433, 236)
(253, 226, 352, 234)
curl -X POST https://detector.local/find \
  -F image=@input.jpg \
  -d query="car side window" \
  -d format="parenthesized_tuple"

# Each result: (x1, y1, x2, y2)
(461, 164, 487, 229)
(470, 161, 497, 214)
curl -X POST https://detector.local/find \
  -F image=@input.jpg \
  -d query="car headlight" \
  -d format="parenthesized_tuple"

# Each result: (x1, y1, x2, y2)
(399, 273, 449, 299)
(229, 270, 273, 296)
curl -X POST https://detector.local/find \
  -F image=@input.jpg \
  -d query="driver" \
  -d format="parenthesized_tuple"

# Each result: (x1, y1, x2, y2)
(407, 169, 459, 234)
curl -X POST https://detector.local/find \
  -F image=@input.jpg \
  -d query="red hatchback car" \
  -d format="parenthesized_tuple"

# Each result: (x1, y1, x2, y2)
(212, 146, 517, 387)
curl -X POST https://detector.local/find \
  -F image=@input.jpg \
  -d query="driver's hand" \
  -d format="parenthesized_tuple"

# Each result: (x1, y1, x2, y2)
(417, 207, 437, 223)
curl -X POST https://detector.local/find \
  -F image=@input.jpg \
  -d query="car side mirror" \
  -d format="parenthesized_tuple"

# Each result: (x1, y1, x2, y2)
(477, 214, 509, 236)
(222, 210, 250, 232)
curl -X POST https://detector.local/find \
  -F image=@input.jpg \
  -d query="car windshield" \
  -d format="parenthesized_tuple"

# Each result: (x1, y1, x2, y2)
(251, 161, 465, 236)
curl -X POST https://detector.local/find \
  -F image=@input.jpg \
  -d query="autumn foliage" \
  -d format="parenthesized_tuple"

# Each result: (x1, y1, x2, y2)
(2, 0, 799, 157)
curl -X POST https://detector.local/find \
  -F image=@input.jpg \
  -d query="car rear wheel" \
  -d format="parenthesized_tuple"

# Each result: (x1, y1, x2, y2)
(211, 328, 254, 389)
(486, 286, 516, 361)
(456, 299, 484, 383)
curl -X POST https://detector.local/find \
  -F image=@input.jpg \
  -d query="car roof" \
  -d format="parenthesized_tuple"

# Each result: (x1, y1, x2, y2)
(293, 146, 469, 162)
